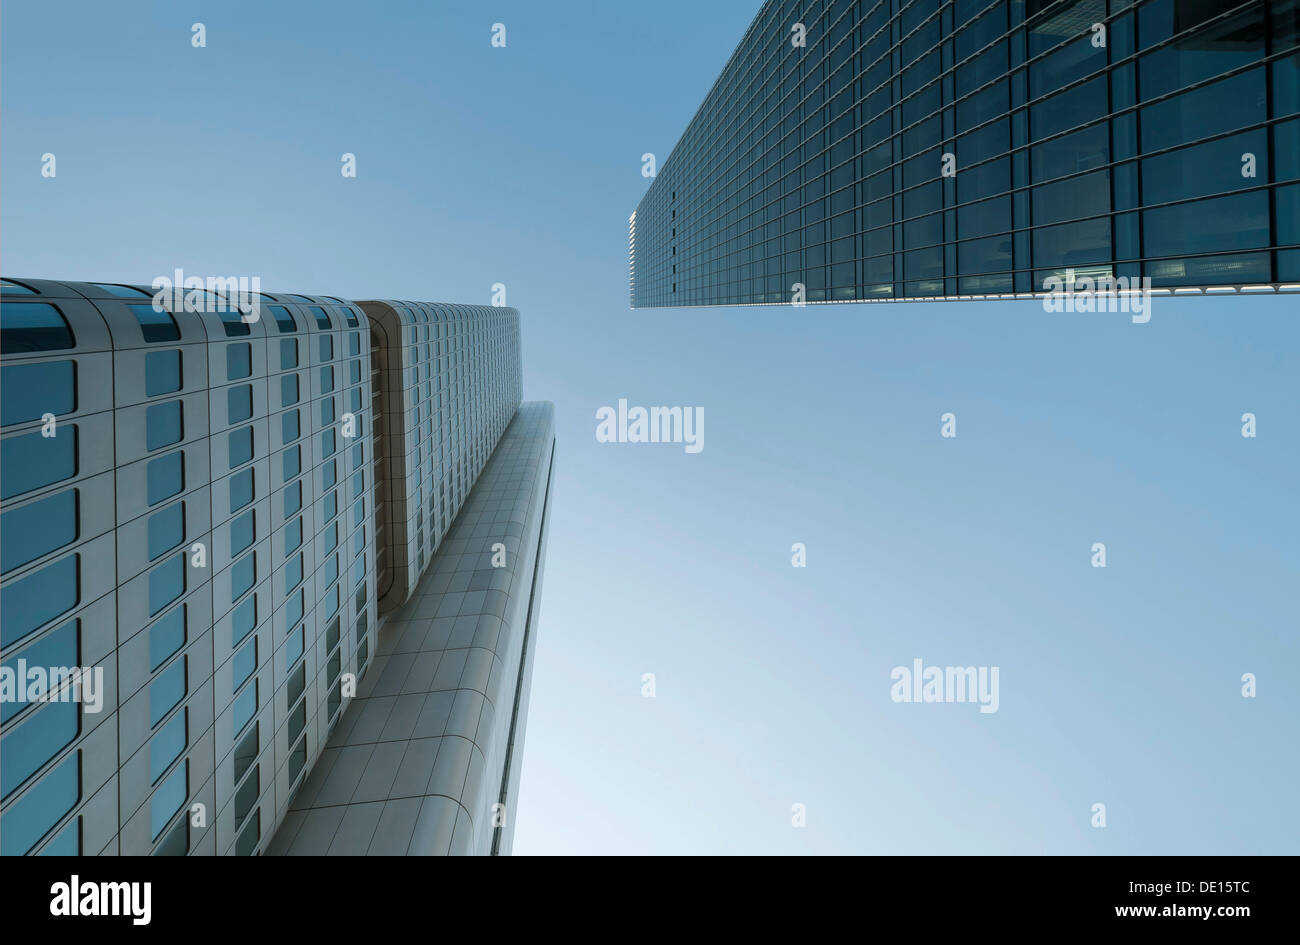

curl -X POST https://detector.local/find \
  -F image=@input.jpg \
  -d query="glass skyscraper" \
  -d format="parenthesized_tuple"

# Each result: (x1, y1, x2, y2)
(629, 0, 1300, 307)
(0, 278, 554, 855)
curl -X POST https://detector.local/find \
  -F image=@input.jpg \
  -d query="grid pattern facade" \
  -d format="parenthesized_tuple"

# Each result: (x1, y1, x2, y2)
(360, 302, 521, 618)
(0, 278, 532, 856)
(267, 402, 554, 856)
(630, 0, 1300, 307)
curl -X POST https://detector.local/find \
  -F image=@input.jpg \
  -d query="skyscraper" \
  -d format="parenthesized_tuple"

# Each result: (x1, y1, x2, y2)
(630, 0, 1300, 307)
(0, 278, 554, 855)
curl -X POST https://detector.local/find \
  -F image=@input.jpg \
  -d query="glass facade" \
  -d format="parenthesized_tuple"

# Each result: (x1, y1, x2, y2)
(630, 0, 1300, 307)
(0, 278, 541, 856)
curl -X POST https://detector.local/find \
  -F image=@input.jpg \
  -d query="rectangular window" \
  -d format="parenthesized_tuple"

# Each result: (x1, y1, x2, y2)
(230, 509, 255, 557)
(232, 636, 257, 691)
(153, 817, 187, 856)
(284, 516, 303, 554)
(228, 426, 253, 468)
(146, 400, 183, 451)
(0, 751, 78, 855)
(320, 397, 335, 427)
(147, 501, 185, 561)
(149, 656, 187, 727)
(285, 552, 303, 590)
(272, 306, 297, 333)
(281, 374, 299, 407)
(151, 759, 188, 840)
(226, 343, 252, 380)
(283, 481, 302, 519)
(149, 553, 186, 617)
(1, 554, 79, 648)
(1, 489, 78, 575)
(235, 809, 260, 856)
(285, 588, 304, 629)
(229, 467, 254, 513)
(285, 625, 304, 672)
(149, 708, 187, 784)
(1, 698, 79, 800)
(1, 619, 78, 723)
(320, 366, 334, 393)
(282, 444, 300, 481)
(149, 605, 186, 671)
(282, 409, 300, 443)
(2, 360, 75, 425)
(144, 350, 182, 398)
(287, 660, 306, 708)
(310, 306, 332, 330)
(231, 594, 257, 647)
(233, 722, 258, 784)
(147, 451, 184, 506)
(232, 679, 258, 736)
(227, 385, 252, 425)
(128, 304, 180, 344)
(319, 335, 333, 361)
(1, 302, 74, 353)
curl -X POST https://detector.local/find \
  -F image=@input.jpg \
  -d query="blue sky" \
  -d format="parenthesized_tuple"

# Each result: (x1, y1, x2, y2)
(3, 0, 1297, 854)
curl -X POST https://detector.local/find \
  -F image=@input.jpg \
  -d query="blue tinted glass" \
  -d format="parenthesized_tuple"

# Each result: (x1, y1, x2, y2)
(322, 429, 336, 456)
(148, 606, 186, 671)
(226, 343, 251, 380)
(146, 400, 183, 451)
(0, 698, 79, 800)
(310, 306, 331, 329)
(0, 554, 78, 648)
(280, 338, 297, 368)
(1, 488, 77, 574)
(283, 444, 300, 480)
(282, 410, 299, 443)
(218, 311, 250, 337)
(145, 350, 182, 397)
(271, 306, 297, 333)
(151, 759, 188, 840)
(0, 302, 74, 353)
(281, 373, 299, 406)
(39, 817, 80, 855)
(232, 637, 257, 690)
(0, 619, 78, 723)
(147, 451, 184, 506)
(320, 398, 335, 427)
(342, 307, 358, 328)
(324, 554, 338, 585)
(319, 335, 333, 361)
(285, 553, 303, 590)
(148, 553, 186, 616)
(229, 426, 253, 468)
(228, 385, 252, 424)
(230, 509, 255, 556)
(284, 516, 302, 553)
(91, 283, 150, 298)
(232, 680, 258, 735)
(348, 333, 360, 356)
(283, 482, 301, 518)
(231, 552, 255, 602)
(1, 279, 37, 294)
(285, 588, 304, 628)
(149, 657, 186, 727)
(1, 360, 75, 425)
(320, 366, 334, 392)
(0, 751, 78, 855)
(231, 595, 257, 646)
(1, 427, 77, 501)
(229, 468, 254, 513)
(150, 709, 187, 784)
(323, 460, 337, 489)
(128, 304, 180, 343)
(285, 625, 304, 670)
(349, 360, 360, 384)
(324, 491, 337, 521)
(147, 501, 185, 561)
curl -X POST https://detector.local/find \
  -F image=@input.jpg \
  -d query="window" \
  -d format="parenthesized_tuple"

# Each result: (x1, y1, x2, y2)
(91, 283, 150, 298)
(226, 343, 252, 380)
(320, 366, 334, 393)
(283, 481, 302, 518)
(1, 697, 78, 800)
(148, 553, 186, 616)
(287, 661, 306, 707)
(153, 817, 188, 856)
(271, 306, 297, 333)
(285, 625, 305, 673)
(1, 489, 77, 575)
(149, 605, 186, 671)
(235, 809, 260, 856)
(229, 467, 254, 513)
(310, 306, 332, 330)
(1, 554, 79, 648)
(1142, 191, 1269, 257)
(149, 709, 187, 784)
(284, 516, 303, 554)
(232, 678, 257, 736)
(232, 595, 257, 647)
(282, 409, 300, 443)
(282, 444, 301, 481)
(145, 350, 182, 397)
(320, 398, 335, 427)
(228, 385, 252, 425)
(281, 374, 299, 407)
(41, 817, 81, 855)
(233, 722, 258, 783)
(0, 751, 78, 855)
(1, 302, 74, 353)
(232, 636, 257, 691)
(2, 360, 75, 425)
(128, 304, 180, 343)
(146, 400, 183, 451)
(151, 759, 188, 840)
(285, 588, 304, 629)
(1, 619, 77, 723)
(231, 551, 256, 601)
(229, 426, 253, 468)
(319, 335, 333, 361)
(285, 552, 303, 591)
(148, 501, 185, 561)
(147, 451, 184, 506)
(230, 509, 255, 557)
(149, 656, 187, 727)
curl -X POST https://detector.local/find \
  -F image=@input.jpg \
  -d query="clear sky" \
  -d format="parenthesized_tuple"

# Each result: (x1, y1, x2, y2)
(3, 0, 1296, 855)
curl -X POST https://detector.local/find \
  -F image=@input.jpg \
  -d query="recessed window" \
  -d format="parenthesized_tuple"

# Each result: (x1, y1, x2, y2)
(149, 605, 186, 672)
(283, 481, 301, 518)
(0, 696, 79, 801)
(1, 303, 74, 353)
(285, 624, 304, 672)
(232, 678, 258, 736)
(149, 709, 187, 784)
(147, 501, 185, 561)
(229, 467, 254, 514)
(229, 426, 253, 468)
(271, 306, 297, 333)
(1, 489, 78, 575)
(232, 636, 257, 691)
(281, 374, 299, 407)
(2, 360, 75, 425)
(285, 552, 303, 591)
(149, 656, 187, 727)
(0, 619, 78, 724)
(282, 443, 300, 480)
(147, 451, 184, 506)
(129, 304, 180, 344)
(231, 595, 257, 647)
(233, 722, 258, 784)
(230, 509, 255, 557)
(319, 335, 333, 361)
(148, 553, 186, 616)
(146, 400, 183, 451)
(1, 554, 79, 649)
(284, 516, 302, 554)
(145, 350, 182, 397)
(151, 759, 188, 840)
(0, 751, 79, 855)
(226, 343, 252, 380)
(320, 366, 334, 393)
(227, 385, 252, 425)
(309, 306, 331, 330)
(231, 551, 256, 602)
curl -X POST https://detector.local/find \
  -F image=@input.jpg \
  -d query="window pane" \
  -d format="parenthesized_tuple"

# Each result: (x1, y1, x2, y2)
(0, 554, 79, 648)
(229, 426, 253, 468)
(149, 657, 187, 727)
(151, 759, 188, 840)
(145, 350, 182, 397)
(1, 619, 78, 723)
(129, 304, 180, 344)
(226, 343, 251, 380)
(147, 501, 185, 561)
(0, 751, 78, 855)
(1, 698, 78, 800)
(229, 468, 254, 513)
(227, 385, 252, 425)
(1, 488, 77, 574)
(147, 451, 184, 506)
(230, 509, 255, 557)
(149, 709, 187, 784)
(0, 302, 74, 353)
(146, 400, 183, 451)
(149, 605, 186, 671)
(1, 360, 75, 425)
(271, 306, 297, 333)
(232, 595, 257, 646)
(148, 553, 186, 616)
